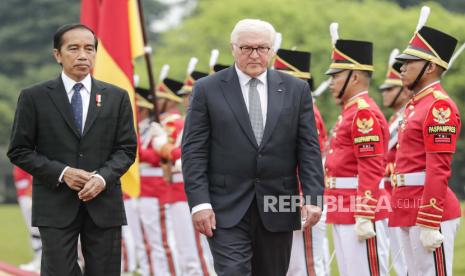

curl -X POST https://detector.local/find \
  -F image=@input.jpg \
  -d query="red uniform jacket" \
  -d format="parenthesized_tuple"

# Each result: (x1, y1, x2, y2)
(325, 92, 390, 224)
(13, 166, 32, 197)
(160, 114, 186, 203)
(314, 104, 328, 153)
(389, 82, 461, 229)
(137, 119, 169, 202)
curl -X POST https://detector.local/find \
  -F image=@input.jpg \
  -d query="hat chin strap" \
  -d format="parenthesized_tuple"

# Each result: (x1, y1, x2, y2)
(337, 70, 353, 99)
(388, 87, 404, 109)
(408, 61, 430, 91)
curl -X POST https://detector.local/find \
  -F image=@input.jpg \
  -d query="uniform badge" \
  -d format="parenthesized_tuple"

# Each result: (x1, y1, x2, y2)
(432, 107, 450, 124)
(356, 117, 374, 134)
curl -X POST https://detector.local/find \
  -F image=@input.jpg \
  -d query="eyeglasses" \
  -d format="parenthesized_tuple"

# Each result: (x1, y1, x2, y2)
(236, 45, 271, 55)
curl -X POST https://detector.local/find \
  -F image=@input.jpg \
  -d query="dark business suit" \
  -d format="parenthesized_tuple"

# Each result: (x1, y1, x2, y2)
(7, 76, 137, 275)
(182, 66, 324, 275)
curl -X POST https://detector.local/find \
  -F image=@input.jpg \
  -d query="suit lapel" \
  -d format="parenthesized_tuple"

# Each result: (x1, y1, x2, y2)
(46, 76, 80, 137)
(82, 78, 104, 137)
(220, 67, 258, 148)
(260, 70, 285, 149)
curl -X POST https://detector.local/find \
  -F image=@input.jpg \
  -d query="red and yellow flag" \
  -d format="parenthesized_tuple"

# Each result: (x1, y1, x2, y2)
(81, 0, 144, 197)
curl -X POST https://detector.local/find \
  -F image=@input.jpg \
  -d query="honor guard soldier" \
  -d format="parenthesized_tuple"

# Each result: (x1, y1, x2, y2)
(324, 23, 390, 276)
(274, 48, 329, 276)
(379, 49, 411, 276)
(389, 6, 461, 275)
(136, 86, 177, 276)
(152, 59, 213, 276)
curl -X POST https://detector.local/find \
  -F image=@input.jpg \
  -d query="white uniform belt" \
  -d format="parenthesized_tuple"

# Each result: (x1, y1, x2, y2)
(140, 167, 163, 177)
(326, 177, 384, 189)
(172, 173, 184, 183)
(391, 172, 425, 187)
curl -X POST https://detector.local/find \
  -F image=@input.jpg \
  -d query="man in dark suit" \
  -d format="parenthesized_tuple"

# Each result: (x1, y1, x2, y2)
(7, 23, 137, 275)
(182, 19, 324, 276)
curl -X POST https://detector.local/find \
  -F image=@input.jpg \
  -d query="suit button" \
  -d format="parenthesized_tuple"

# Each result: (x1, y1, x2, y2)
(255, 178, 260, 184)
(258, 154, 263, 158)
(79, 153, 84, 157)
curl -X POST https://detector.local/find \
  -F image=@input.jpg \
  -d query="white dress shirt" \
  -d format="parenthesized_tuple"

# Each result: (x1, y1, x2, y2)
(191, 66, 269, 215)
(58, 72, 106, 187)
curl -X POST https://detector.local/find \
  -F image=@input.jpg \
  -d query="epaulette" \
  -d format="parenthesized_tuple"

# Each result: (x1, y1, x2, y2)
(433, 90, 449, 100)
(357, 98, 370, 110)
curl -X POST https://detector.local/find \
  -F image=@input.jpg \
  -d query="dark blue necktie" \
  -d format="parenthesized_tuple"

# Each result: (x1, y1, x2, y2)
(71, 83, 83, 134)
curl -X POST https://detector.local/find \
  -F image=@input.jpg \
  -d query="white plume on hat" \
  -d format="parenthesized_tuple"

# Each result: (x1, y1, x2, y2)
(388, 49, 400, 67)
(329, 22, 339, 46)
(187, 57, 198, 75)
(209, 49, 219, 69)
(158, 64, 170, 82)
(273, 32, 282, 51)
(313, 79, 331, 97)
(416, 6, 430, 32)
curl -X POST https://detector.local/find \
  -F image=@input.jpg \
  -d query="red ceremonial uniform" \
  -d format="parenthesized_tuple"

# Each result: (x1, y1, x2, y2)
(389, 82, 461, 229)
(383, 108, 405, 195)
(13, 166, 32, 197)
(314, 104, 328, 153)
(324, 92, 390, 224)
(159, 113, 186, 203)
(138, 119, 170, 203)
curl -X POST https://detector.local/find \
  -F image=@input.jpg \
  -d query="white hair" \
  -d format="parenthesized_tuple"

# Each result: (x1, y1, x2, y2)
(230, 19, 276, 48)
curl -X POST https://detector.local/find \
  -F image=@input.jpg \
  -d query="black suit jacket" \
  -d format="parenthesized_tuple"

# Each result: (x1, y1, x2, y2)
(7, 76, 137, 228)
(182, 66, 324, 232)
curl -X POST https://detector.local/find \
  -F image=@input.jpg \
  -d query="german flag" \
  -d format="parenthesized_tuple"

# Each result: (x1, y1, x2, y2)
(80, 0, 144, 197)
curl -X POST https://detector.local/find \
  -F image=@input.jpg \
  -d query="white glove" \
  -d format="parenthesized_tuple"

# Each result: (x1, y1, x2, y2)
(174, 159, 182, 172)
(355, 217, 376, 240)
(150, 122, 168, 151)
(419, 227, 444, 252)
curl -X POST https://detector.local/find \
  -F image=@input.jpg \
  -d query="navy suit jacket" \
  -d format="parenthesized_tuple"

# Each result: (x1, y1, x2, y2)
(182, 66, 324, 232)
(8, 76, 137, 228)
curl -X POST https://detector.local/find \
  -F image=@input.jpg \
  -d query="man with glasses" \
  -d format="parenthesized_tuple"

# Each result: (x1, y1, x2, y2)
(182, 19, 324, 275)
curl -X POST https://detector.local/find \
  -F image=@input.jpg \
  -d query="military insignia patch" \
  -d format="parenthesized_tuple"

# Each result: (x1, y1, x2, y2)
(356, 117, 374, 134)
(352, 109, 384, 158)
(432, 106, 451, 124)
(424, 100, 459, 153)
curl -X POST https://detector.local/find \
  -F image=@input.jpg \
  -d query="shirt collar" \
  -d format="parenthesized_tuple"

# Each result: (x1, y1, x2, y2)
(415, 80, 440, 95)
(61, 72, 92, 94)
(235, 64, 267, 87)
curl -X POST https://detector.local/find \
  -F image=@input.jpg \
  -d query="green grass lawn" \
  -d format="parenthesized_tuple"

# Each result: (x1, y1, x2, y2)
(0, 203, 464, 275)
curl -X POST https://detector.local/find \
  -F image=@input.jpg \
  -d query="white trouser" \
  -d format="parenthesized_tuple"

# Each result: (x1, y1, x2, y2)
(139, 197, 175, 276)
(18, 196, 42, 256)
(397, 218, 460, 276)
(167, 201, 211, 276)
(287, 207, 329, 276)
(122, 198, 150, 275)
(387, 227, 408, 276)
(333, 219, 389, 276)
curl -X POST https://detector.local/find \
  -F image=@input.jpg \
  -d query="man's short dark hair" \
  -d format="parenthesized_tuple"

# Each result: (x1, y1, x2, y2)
(53, 23, 98, 50)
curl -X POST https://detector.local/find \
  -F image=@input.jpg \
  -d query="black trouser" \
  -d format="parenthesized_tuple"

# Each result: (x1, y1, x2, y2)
(39, 204, 121, 276)
(208, 199, 293, 276)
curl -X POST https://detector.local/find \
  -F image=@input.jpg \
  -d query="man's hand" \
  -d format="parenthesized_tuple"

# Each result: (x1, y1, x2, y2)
(355, 217, 376, 240)
(192, 209, 216, 237)
(150, 122, 168, 152)
(419, 227, 444, 252)
(63, 168, 94, 191)
(78, 176, 105, 202)
(301, 204, 322, 229)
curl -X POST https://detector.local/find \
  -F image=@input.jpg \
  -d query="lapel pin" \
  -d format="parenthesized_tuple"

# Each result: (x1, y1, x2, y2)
(96, 94, 102, 107)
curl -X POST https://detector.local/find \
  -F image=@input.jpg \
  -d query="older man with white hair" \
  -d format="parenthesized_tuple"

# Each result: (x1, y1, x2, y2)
(182, 19, 324, 275)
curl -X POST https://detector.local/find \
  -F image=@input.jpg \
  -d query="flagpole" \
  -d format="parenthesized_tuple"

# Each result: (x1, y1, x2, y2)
(137, 0, 160, 123)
